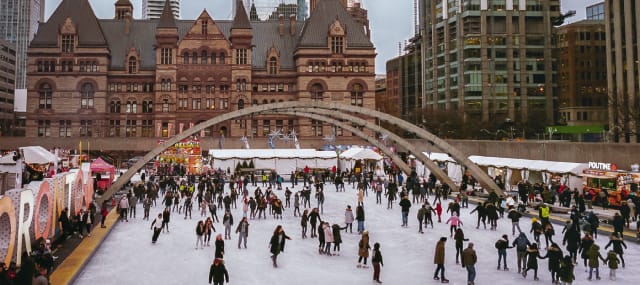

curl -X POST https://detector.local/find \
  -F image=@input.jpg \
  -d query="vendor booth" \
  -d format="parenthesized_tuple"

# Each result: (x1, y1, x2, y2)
(90, 157, 115, 193)
(158, 137, 203, 174)
(338, 147, 383, 174)
(208, 149, 337, 174)
(581, 161, 639, 207)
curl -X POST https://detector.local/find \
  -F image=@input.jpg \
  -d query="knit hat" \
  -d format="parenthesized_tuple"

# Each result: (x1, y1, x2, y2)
(531, 217, 537, 223)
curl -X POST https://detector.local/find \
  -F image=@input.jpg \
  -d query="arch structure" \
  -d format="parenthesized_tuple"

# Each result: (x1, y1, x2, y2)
(101, 102, 502, 205)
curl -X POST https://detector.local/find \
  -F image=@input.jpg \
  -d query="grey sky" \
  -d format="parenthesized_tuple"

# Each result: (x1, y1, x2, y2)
(45, 0, 601, 74)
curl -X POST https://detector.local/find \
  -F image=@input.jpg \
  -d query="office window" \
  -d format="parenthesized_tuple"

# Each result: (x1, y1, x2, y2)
(80, 120, 92, 137)
(59, 120, 71, 137)
(160, 48, 173, 64)
(142, 99, 153, 113)
(126, 120, 137, 137)
(110, 99, 121, 113)
(331, 36, 344, 54)
(141, 120, 153, 137)
(310, 83, 324, 101)
(37, 120, 51, 137)
(269, 57, 278, 74)
(128, 56, 137, 74)
(61, 35, 75, 53)
(236, 49, 248, 65)
(80, 83, 94, 109)
(38, 83, 52, 109)
(311, 120, 323, 136)
(351, 83, 364, 106)
(109, 120, 121, 137)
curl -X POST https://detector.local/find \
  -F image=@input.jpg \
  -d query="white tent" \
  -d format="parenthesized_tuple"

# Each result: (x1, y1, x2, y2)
(208, 149, 337, 174)
(338, 148, 383, 172)
(0, 155, 15, 173)
(467, 155, 587, 189)
(19, 146, 59, 164)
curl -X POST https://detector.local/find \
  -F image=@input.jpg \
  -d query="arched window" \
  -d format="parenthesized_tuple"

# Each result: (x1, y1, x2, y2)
(81, 83, 94, 108)
(211, 52, 217, 64)
(310, 83, 323, 101)
(142, 99, 153, 113)
(38, 83, 52, 109)
(219, 52, 225, 64)
(238, 99, 245, 110)
(252, 99, 258, 106)
(350, 83, 364, 106)
(262, 99, 268, 105)
(201, 51, 207, 64)
(128, 56, 137, 74)
(161, 79, 172, 91)
(183, 52, 190, 64)
(269, 57, 278, 74)
(192, 52, 198, 64)
(110, 99, 121, 113)
(126, 99, 137, 113)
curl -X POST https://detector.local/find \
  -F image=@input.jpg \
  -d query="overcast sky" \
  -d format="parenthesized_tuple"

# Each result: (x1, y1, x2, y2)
(45, 0, 603, 74)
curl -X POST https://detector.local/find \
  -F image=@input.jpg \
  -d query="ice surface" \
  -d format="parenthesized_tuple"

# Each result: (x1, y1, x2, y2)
(75, 183, 640, 285)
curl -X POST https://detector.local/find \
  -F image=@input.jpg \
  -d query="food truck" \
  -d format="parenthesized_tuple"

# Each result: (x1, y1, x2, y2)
(582, 162, 639, 207)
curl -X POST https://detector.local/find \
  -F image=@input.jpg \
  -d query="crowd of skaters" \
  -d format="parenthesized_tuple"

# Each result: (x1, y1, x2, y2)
(8, 163, 640, 285)
(115, 166, 639, 285)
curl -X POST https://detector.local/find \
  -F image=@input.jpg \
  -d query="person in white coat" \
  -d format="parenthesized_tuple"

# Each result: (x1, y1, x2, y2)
(344, 205, 355, 233)
(323, 222, 334, 255)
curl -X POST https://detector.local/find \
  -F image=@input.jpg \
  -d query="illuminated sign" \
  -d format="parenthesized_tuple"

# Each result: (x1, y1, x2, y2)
(0, 170, 93, 266)
(588, 161, 617, 171)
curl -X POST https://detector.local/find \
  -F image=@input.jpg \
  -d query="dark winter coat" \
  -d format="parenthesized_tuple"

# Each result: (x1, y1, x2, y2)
(543, 245, 563, 272)
(332, 224, 345, 244)
(356, 206, 365, 221)
(526, 248, 544, 270)
(513, 232, 531, 252)
(215, 239, 225, 258)
(562, 227, 581, 252)
(558, 258, 575, 282)
(372, 247, 383, 265)
(209, 261, 229, 283)
(507, 209, 521, 222)
(269, 232, 291, 255)
(399, 197, 411, 212)
(301, 213, 308, 226)
(309, 211, 321, 225)
(604, 236, 627, 255)
(579, 236, 594, 259)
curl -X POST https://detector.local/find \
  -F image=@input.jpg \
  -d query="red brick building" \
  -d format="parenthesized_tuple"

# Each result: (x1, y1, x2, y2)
(24, 0, 375, 148)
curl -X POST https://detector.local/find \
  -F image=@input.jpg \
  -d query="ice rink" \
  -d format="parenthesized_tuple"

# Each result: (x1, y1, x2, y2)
(75, 182, 640, 285)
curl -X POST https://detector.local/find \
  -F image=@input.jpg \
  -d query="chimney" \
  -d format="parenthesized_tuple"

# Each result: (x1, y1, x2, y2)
(279, 14, 284, 36)
(289, 14, 296, 36)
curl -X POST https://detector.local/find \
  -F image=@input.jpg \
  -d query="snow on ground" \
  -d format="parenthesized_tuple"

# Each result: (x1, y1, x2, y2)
(75, 182, 640, 285)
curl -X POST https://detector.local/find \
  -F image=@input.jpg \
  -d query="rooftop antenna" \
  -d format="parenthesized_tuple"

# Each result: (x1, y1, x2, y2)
(398, 42, 401, 56)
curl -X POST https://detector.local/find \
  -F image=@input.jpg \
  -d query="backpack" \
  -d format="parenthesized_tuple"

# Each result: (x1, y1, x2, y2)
(495, 240, 501, 249)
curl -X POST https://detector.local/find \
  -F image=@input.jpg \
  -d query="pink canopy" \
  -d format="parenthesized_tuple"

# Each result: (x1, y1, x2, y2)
(90, 158, 115, 190)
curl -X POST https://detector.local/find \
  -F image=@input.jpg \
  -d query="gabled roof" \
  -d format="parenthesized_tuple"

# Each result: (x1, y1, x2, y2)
(115, 0, 133, 6)
(101, 19, 194, 70)
(231, 0, 252, 29)
(298, 0, 372, 48)
(31, 0, 107, 47)
(157, 0, 177, 29)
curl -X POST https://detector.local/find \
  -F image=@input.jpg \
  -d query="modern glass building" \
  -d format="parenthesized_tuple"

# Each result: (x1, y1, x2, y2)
(419, 0, 561, 125)
(142, 0, 180, 19)
(0, 0, 44, 89)
(605, 0, 640, 142)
